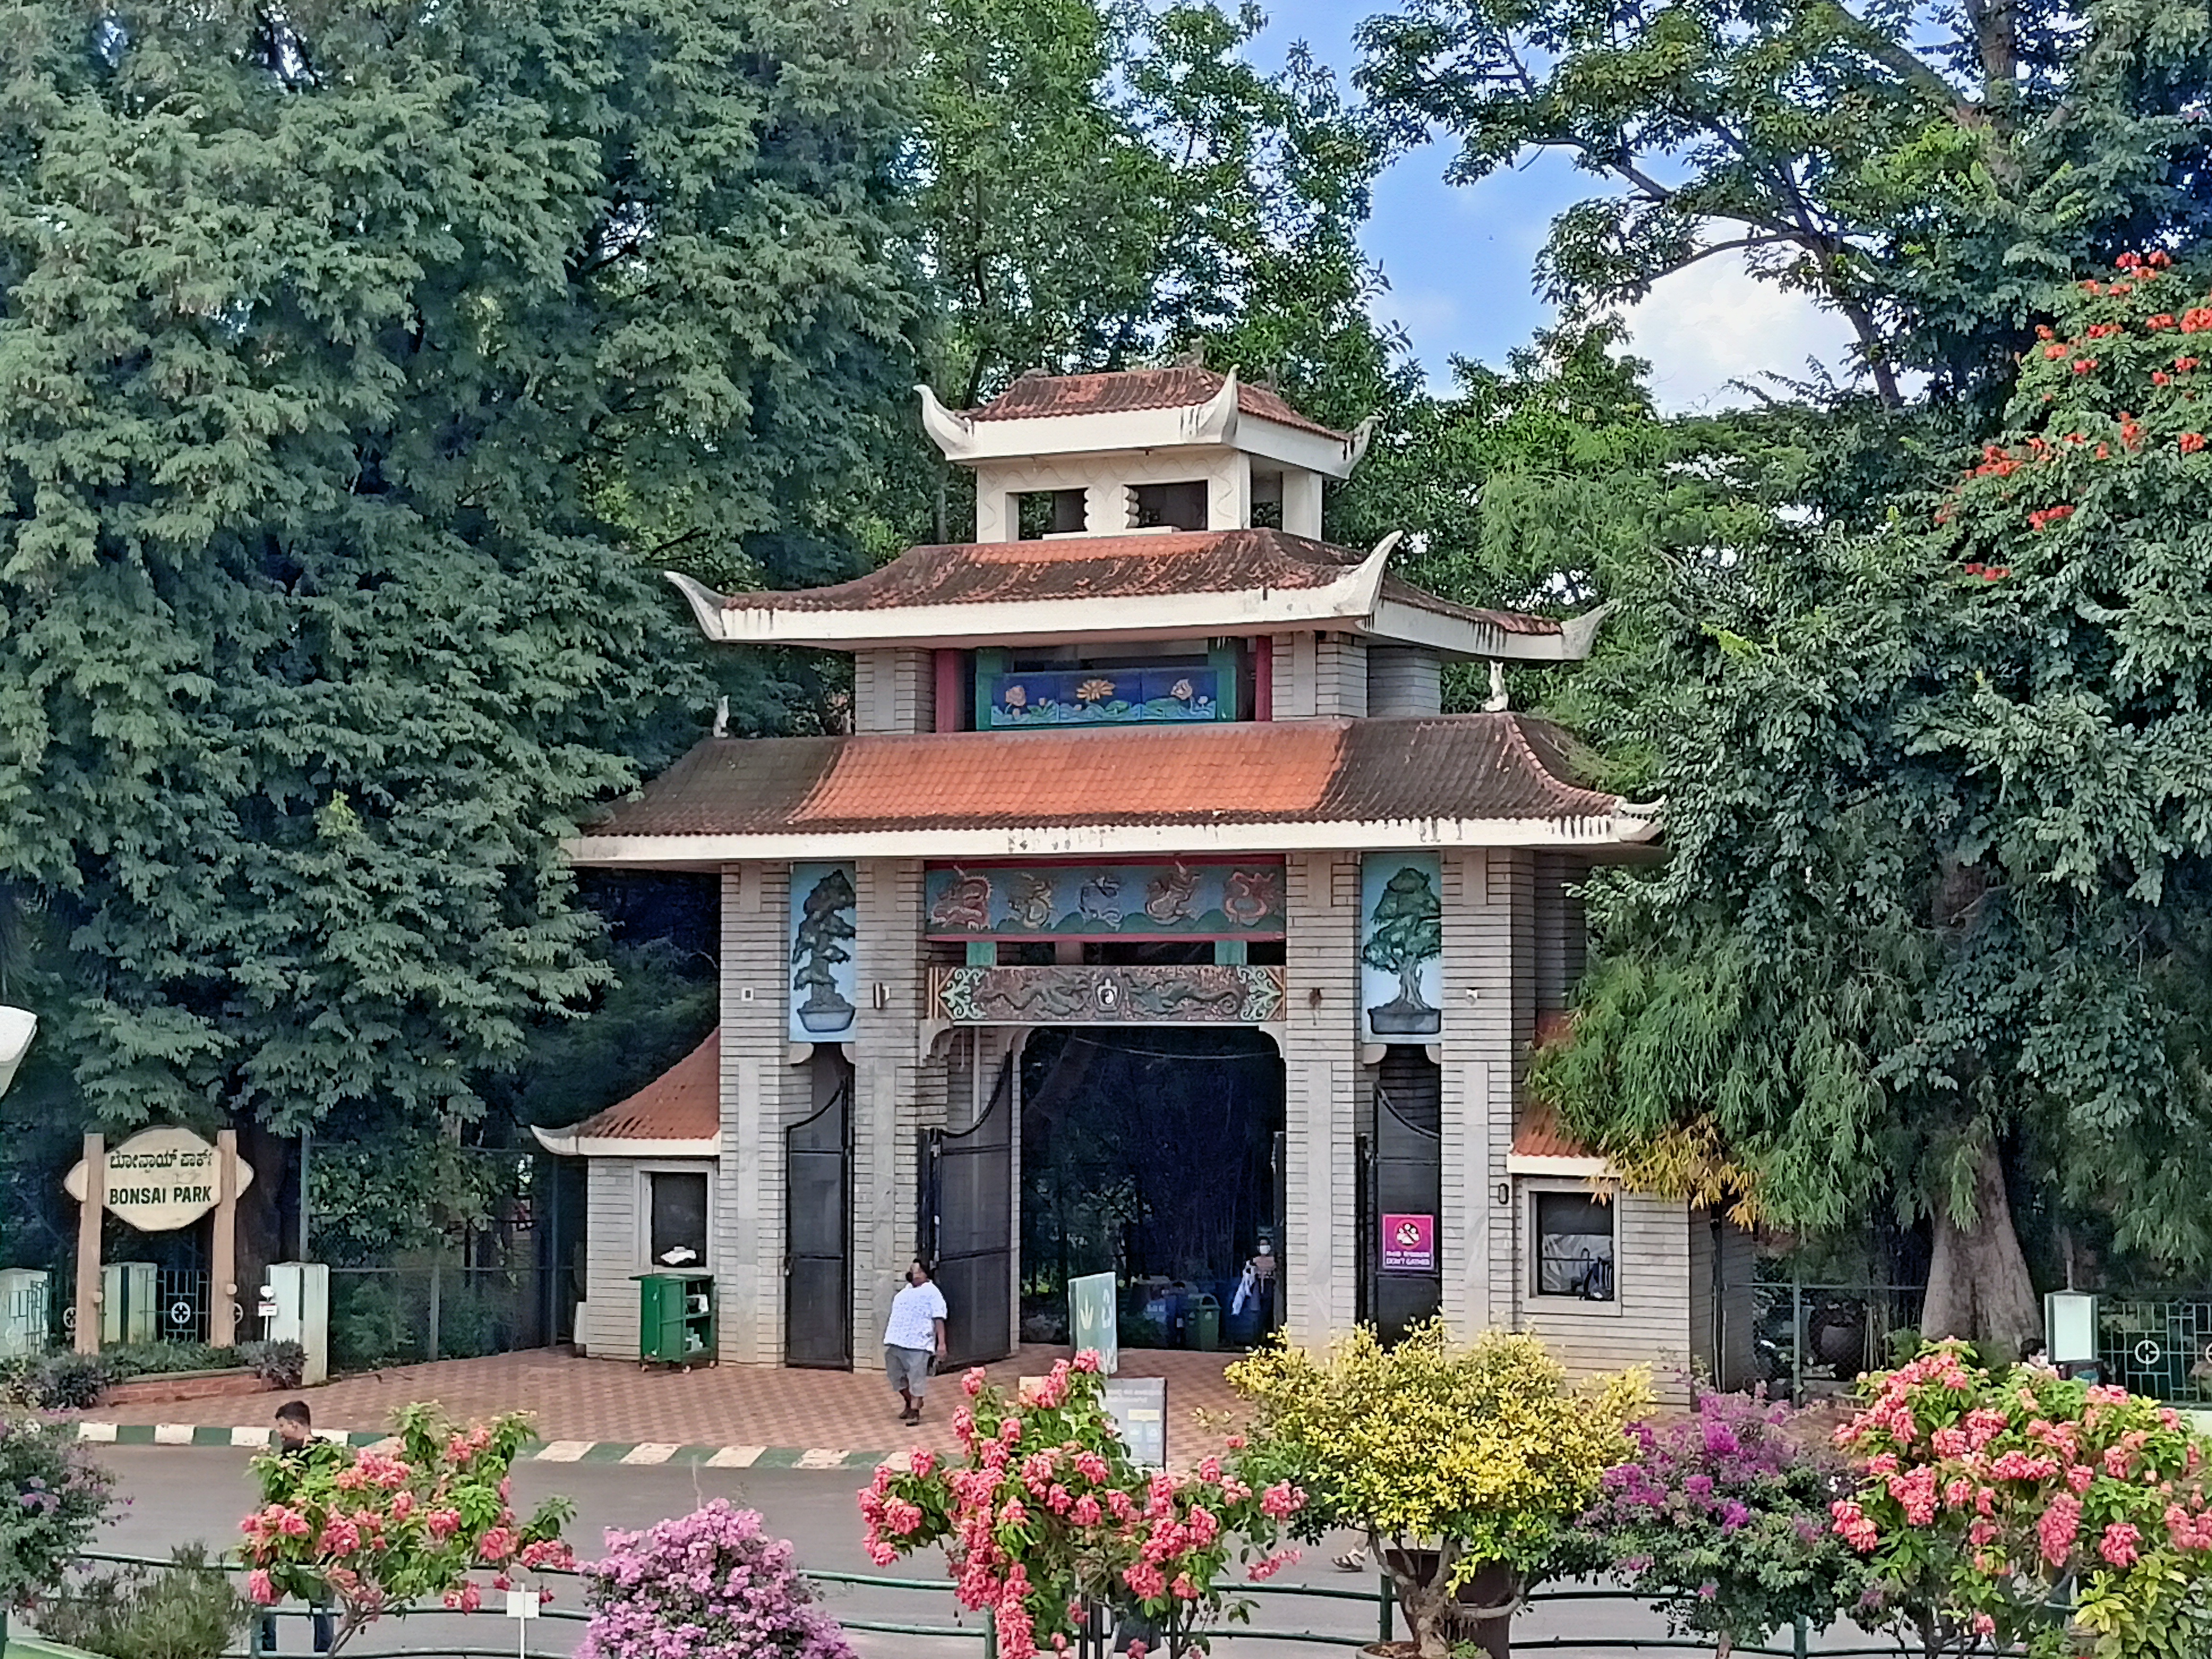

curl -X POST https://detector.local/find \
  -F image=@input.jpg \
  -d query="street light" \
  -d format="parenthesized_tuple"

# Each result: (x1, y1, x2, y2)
(0, 1006, 35, 1099)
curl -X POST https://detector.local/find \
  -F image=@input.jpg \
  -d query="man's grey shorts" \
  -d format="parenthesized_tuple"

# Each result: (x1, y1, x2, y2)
(885, 1344, 934, 1395)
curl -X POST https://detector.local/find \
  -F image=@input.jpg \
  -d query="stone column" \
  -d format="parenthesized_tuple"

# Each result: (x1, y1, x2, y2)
(851, 858, 928, 1369)
(1439, 849, 1534, 1338)
(1281, 851, 1359, 1347)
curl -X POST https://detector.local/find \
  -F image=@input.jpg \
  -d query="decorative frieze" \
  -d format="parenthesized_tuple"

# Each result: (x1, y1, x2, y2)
(931, 964, 1285, 1025)
(923, 860, 1284, 940)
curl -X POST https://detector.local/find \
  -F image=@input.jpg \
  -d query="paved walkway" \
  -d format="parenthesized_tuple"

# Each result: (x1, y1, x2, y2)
(76, 1344, 1249, 1470)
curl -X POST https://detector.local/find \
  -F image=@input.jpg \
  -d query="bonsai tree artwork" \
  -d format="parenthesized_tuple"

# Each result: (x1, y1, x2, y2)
(791, 864, 858, 1037)
(1363, 860, 1443, 1036)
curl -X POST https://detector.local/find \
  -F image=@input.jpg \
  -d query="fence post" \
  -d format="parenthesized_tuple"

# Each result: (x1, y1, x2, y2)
(1791, 1275, 1804, 1405)
(428, 1262, 442, 1362)
(1379, 1571, 1395, 1644)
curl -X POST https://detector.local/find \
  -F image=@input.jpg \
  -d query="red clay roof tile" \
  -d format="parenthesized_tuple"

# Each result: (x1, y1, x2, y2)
(712, 527, 1561, 638)
(559, 1029, 719, 1142)
(970, 367, 1348, 441)
(1512, 1104, 1595, 1161)
(584, 715, 1621, 840)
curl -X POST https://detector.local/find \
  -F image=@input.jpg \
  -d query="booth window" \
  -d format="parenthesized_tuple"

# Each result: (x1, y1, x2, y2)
(1534, 1192, 1615, 1301)
(648, 1172, 709, 1269)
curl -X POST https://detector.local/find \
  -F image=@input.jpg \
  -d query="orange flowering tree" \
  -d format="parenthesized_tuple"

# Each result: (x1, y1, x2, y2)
(1833, 1345, 2212, 1659)
(1539, 252, 2212, 1349)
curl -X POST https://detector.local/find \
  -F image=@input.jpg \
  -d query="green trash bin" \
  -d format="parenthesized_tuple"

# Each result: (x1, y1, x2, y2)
(1184, 1293, 1220, 1352)
(633, 1271, 715, 1369)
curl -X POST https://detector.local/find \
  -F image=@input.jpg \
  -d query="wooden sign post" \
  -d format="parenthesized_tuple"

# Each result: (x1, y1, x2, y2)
(210, 1128, 239, 1347)
(74, 1134, 102, 1356)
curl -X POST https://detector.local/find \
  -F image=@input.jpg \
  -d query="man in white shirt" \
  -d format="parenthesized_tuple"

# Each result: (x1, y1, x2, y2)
(883, 1258, 949, 1425)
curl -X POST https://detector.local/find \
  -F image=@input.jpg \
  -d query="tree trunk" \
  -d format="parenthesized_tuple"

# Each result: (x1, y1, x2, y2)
(1919, 1135, 2040, 1359)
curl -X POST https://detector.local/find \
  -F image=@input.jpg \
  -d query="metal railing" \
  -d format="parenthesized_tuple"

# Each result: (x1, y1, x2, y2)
(33, 1548, 1948, 1659)
(325, 1265, 563, 1371)
(1747, 1279, 1925, 1403)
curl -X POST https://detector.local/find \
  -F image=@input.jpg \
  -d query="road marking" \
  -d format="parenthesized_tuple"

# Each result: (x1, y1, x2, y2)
(77, 1422, 119, 1443)
(153, 1423, 195, 1445)
(705, 1445, 764, 1468)
(231, 1426, 272, 1448)
(795, 1448, 848, 1469)
(533, 1440, 596, 1462)
(620, 1443, 679, 1465)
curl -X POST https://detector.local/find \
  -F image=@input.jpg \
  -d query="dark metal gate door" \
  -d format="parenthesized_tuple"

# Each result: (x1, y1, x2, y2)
(785, 1071, 852, 1369)
(924, 1053, 1014, 1367)
(1374, 1048, 1443, 1344)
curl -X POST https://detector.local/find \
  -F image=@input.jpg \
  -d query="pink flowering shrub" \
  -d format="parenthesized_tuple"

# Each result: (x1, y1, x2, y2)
(238, 1403, 574, 1653)
(1576, 1391, 1866, 1658)
(579, 1501, 852, 1659)
(858, 1353, 1304, 1659)
(1834, 1344, 2212, 1659)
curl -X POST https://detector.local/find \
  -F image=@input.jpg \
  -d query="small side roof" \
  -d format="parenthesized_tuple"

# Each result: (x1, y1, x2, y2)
(918, 367, 1374, 477)
(665, 528, 1602, 659)
(532, 1029, 719, 1157)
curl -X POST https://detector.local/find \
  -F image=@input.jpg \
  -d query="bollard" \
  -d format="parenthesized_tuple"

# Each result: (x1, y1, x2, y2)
(1379, 1571, 1395, 1643)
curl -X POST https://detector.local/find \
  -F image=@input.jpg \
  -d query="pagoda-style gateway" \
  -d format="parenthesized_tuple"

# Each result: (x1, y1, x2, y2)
(539, 367, 1748, 1395)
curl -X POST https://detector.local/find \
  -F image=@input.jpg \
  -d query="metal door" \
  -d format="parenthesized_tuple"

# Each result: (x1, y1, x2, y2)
(1374, 1047, 1443, 1343)
(923, 1053, 1014, 1366)
(785, 1068, 852, 1369)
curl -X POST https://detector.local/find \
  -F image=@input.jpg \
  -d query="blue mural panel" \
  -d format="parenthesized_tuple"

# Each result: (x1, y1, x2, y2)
(1360, 852, 1443, 1041)
(789, 862, 858, 1040)
(981, 663, 1226, 728)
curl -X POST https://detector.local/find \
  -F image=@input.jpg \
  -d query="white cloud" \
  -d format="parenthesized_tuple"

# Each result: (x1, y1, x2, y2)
(1624, 255, 1860, 413)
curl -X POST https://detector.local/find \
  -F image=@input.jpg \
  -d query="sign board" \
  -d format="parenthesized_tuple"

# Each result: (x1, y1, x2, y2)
(64, 1126, 254, 1232)
(1068, 1272, 1119, 1376)
(1101, 1376, 1167, 1471)
(1381, 1212, 1436, 1274)
(2046, 1290, 2099, 1365)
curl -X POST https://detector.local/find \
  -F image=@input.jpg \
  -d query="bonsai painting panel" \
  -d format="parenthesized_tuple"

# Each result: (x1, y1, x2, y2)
(1361, 853, 1443, 1041)
(789, 863, 858, 1040)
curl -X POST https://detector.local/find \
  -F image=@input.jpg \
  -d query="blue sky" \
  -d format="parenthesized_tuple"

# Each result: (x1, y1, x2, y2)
(1245, 0, 1855, 409)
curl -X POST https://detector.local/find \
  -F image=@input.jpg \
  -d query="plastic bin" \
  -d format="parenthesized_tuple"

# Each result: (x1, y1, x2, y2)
(1184, 1293, 1220, 1352)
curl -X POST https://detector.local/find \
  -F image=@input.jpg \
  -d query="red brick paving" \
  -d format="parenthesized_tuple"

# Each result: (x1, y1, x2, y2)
(79, 1344, 1250, 1464)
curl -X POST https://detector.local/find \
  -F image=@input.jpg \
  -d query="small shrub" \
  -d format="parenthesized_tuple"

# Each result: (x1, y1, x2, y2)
(100, 1343, 230, 1380)
(23, 1353, 113, 1411)
(582, 1501, 853, 1659)
(0, 1409, 119, 1612)
(36, 1545, 244, 1659)
(1576, 1392, 1867, 1658)
(238, 1341, 305, 1388)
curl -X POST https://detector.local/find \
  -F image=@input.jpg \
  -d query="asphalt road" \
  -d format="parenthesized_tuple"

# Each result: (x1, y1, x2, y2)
(59, 1448, 1891, 1658)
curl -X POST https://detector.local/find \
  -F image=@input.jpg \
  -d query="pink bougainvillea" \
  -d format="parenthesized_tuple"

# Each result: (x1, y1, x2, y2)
(858, 1354, 1303, 1659)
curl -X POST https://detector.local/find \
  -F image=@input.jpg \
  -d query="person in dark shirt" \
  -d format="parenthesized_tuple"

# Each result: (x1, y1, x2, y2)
(258, 1402, 336, 1655)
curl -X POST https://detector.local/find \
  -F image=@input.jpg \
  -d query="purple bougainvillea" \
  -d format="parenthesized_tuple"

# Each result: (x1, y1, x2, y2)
(1577, 1393, 1865, 1658)
(579, 1501, 853, 1659)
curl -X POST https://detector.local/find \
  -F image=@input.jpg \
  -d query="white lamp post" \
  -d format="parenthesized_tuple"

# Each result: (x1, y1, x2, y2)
(0, 1006, 33, 1099)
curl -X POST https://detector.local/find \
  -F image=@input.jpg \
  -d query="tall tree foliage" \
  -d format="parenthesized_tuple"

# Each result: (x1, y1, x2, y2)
(1355, 0, 2212, 404)
(1536, 259, 2212, 1343)
(0, 0, 916, 1144)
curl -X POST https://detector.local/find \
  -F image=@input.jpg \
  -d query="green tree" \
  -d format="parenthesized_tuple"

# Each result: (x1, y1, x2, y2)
(1537, 258, 2212, 1344)
(1355, 0, 2212, 404)
(0, 0, 915, 1182)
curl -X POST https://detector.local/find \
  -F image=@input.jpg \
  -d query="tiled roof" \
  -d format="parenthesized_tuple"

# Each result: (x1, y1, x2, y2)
(1512, 1104, 1595, 1161)
(559, 1029, 719, 1142)
(713, 528, 1559, 637)
(971, 367, 1348, 441)
(583, 715, 1621, 840)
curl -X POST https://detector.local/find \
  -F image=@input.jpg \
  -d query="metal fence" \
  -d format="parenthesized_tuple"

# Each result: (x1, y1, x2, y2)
(328, 1264, 563, 1372)
(42, 1548, 1930, 1659)
(1747, 1280, 1926, 1403)
(2097, 1295, 2212, 1405)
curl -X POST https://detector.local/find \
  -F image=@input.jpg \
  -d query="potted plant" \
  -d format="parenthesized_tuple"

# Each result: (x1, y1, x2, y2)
(1228, 1323, 1646, 1659)
(791, 867, 857, 1034)
(1361, 865, 1442, 1036)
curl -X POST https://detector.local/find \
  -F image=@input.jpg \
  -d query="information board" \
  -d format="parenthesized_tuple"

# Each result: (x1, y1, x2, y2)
(1068, 1272, 1119, 1376)
(1101, 1376, 1167, 1470)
